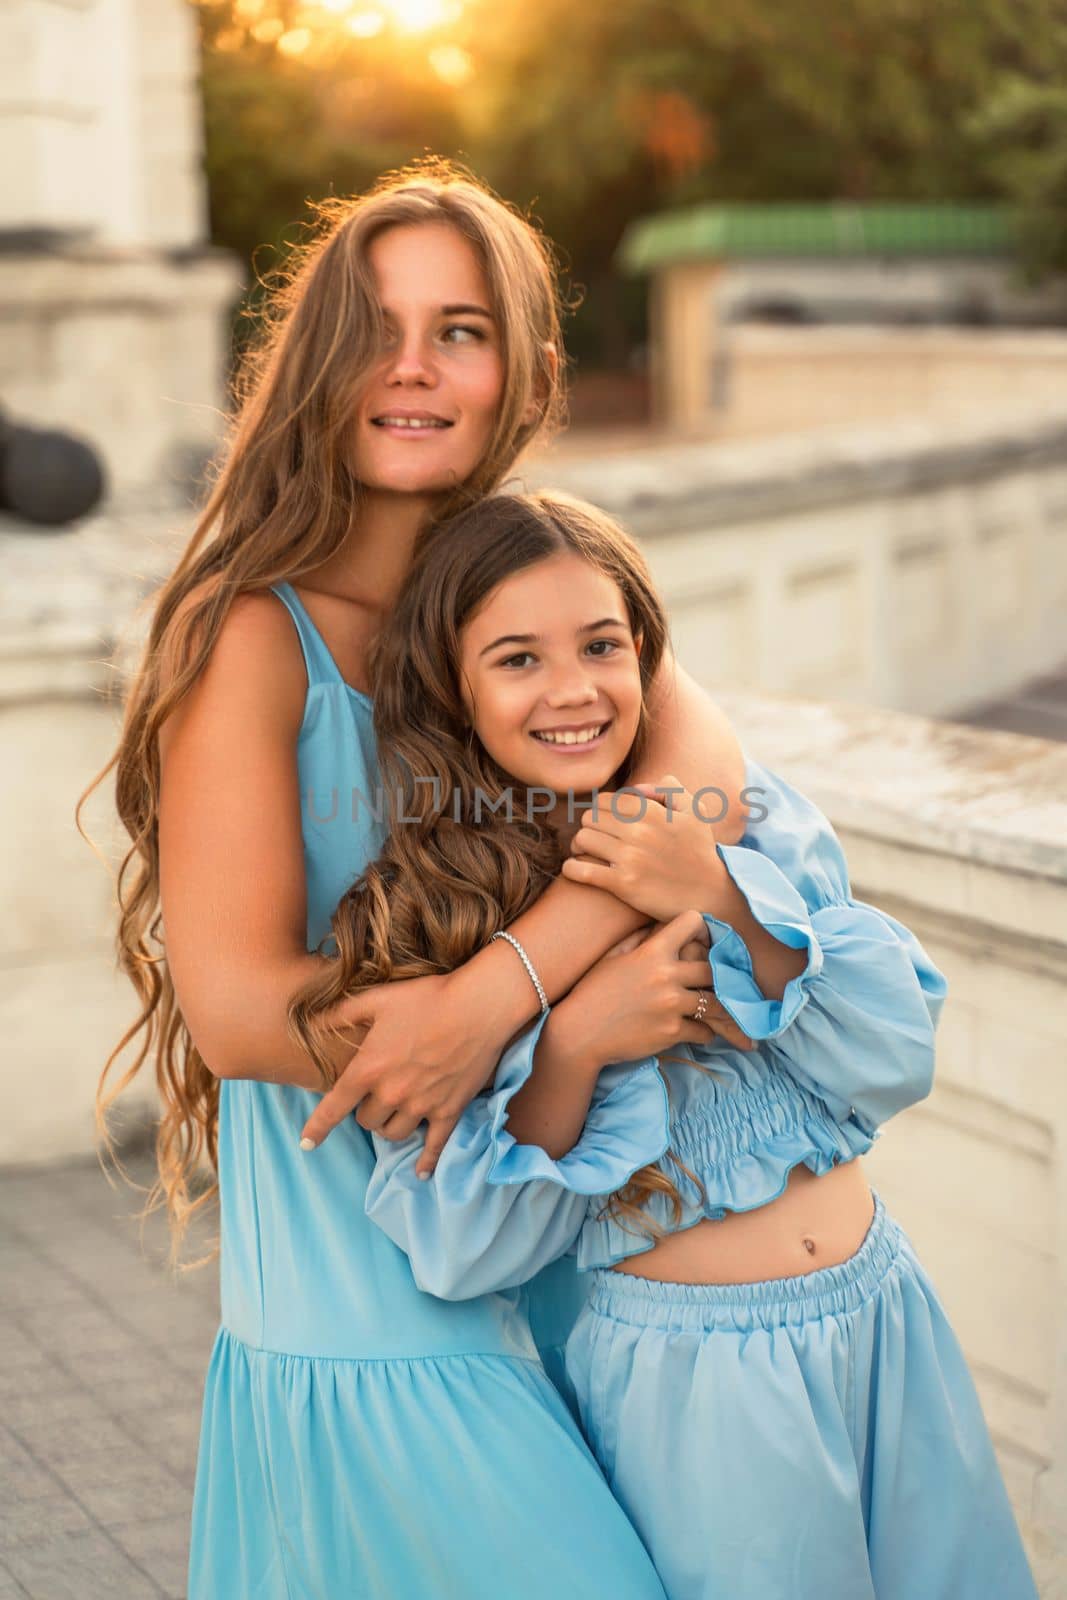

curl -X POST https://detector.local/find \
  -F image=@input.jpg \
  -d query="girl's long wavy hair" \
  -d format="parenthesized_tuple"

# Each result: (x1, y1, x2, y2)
(288, 489, 698, 1238)
(76, 162, 569, 1268)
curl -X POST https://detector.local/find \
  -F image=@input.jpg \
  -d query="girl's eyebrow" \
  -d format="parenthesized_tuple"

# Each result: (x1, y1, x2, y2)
(479, 618, 628, 657)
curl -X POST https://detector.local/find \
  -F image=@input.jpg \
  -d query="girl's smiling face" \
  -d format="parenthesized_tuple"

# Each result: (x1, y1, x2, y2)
(458, 552, 644, 799)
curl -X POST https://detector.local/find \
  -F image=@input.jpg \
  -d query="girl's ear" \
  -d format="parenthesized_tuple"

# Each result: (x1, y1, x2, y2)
(520, 341, 559, 427)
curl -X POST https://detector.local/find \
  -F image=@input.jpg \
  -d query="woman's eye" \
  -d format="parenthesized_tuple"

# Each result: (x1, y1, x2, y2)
(586, 639, 619, 657)
(443, 324, 485, 344)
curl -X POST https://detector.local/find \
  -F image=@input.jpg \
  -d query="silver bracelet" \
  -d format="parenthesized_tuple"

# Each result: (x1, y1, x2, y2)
(489, 930, 550, 1015)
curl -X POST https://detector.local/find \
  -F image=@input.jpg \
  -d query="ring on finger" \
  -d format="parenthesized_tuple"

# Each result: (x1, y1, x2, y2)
(691, 990, 709, 1023)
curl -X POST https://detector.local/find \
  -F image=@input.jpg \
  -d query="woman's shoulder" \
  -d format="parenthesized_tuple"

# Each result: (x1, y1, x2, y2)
(157, 584, 306, 764)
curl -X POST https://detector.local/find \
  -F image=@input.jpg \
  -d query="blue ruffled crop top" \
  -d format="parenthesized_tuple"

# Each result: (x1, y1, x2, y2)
(364, 758, 948, 1294)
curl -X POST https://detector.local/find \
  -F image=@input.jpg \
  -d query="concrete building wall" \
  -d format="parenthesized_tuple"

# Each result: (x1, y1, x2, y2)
(0, 249, 243, 497)
(712, 325, 1067, 442)
(649, 252, 1067, 434)
(1, 0, 205, 247)
(0, 0, 240, 498)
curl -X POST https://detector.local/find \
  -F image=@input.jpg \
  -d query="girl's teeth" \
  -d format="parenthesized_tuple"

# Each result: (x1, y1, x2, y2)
(533, 725, 605, 746)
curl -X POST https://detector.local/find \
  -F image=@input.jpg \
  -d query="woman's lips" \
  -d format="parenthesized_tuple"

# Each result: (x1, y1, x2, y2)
(370, 414, 454, 438)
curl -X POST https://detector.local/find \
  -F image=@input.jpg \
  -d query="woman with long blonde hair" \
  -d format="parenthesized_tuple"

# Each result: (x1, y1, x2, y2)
(85, 163, 751, 1597)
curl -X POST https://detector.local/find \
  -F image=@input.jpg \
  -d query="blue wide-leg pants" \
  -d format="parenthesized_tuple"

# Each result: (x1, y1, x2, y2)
(564, 1196, 1037, 1600)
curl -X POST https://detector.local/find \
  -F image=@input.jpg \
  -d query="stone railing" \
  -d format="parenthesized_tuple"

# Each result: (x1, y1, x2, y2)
(530, 404, 1067, 718)
(0, 497, 187, 1164)
(711, 691, 1067, 1596)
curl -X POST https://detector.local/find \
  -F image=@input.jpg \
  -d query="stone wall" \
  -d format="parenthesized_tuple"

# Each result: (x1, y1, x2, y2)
(532, 405, 1067, 717)
(713, 325, 1067, 442)
(3, 0, 205, 246)
(0, 248, 243, 498)
(711, 691, 1067, 1596)
(0, 0, 242, 498)
(0, 500, 186, 1162)
(648, 249, 1067, 431)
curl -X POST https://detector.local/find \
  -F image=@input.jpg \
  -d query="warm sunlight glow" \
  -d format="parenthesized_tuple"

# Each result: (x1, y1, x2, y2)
(346, 11, 386, 37)
(429, 44, 473, 84)
(381, 0, 460, 33)
(277, 26, 313, 55)
(256, 0, 464, 48)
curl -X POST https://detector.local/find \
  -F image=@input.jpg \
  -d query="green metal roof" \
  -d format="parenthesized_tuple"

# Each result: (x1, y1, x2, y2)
(618, 203, 1017, 273)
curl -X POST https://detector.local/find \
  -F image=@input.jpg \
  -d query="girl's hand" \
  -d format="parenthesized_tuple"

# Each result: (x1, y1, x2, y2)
(553, 909, 753, 1072)
(561, 772, 730, 925)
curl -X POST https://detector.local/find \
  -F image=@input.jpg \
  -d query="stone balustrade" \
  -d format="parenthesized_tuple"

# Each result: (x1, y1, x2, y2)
(711, 690, 1067, 1595)
(530, 403, 1067, 717)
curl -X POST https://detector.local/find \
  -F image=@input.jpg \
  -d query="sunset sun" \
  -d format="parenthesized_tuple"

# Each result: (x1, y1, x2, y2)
(317, 0, 461, 31)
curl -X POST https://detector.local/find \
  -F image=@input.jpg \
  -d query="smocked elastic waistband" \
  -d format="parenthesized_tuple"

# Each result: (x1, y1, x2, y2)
(585, 1193, 904, 1333)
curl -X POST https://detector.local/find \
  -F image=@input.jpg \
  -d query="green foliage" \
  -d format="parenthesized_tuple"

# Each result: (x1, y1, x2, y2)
(189, 0, 1067, 365)
(966, 10, 1067, 276)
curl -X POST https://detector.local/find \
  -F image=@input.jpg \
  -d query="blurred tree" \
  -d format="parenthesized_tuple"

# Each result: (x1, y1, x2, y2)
(189, 0, 1067, 370)
(191, 0, 464, 365)
(968, 8, 1067, 276)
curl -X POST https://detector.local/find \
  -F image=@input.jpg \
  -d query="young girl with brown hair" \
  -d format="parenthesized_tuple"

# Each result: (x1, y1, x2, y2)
(295, 488, 1036, 1600)
(85, 164, 751, 1597)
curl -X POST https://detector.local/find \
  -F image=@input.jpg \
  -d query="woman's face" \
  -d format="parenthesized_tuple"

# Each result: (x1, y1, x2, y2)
(353, 222, 505, 497)
(457, 552, 644, 799)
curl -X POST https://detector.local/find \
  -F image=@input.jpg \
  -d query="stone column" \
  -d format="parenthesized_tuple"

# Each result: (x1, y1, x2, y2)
(0, 0, 240, 498)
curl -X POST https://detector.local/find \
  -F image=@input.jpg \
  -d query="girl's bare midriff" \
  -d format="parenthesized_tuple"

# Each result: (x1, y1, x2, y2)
(612, 1157, 875, 1285)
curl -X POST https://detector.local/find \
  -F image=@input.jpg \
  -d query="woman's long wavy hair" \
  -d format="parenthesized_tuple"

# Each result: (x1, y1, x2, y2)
(288, 489, 698, 1238)
(76, 162, 569, 1268)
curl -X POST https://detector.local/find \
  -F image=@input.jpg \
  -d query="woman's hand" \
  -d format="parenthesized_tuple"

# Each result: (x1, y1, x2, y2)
(560, 772, 732, 924)
(551, 909, 753, 1072)
(298, 969, 522, 1174)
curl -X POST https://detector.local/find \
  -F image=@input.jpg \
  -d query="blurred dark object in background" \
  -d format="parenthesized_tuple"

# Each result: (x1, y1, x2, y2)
(0, 408, 106, 528)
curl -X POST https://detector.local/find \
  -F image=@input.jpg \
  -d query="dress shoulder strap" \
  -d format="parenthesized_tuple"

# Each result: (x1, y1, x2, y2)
(269, 581, 345, 690)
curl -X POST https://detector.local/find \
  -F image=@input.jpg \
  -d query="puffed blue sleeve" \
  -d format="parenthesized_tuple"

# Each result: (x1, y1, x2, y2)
(364, 1009, 670, 1300)
(700, 757, 948, 1136)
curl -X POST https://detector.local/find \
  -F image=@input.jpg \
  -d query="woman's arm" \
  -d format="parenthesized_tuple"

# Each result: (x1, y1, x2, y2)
(363, 1011, 671, 1301)
(157, 603, 732, 1084)
(158, 592, 369, 1086)
(631, 654, 750, 845)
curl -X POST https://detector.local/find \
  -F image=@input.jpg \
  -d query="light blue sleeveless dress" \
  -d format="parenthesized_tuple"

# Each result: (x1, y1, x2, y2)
(186, 583, 669, 1599)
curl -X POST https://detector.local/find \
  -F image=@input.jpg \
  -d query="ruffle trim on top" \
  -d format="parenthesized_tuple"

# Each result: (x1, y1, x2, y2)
(574, 1068, 874, 1272)
(701, 841, 827, 1039)
(364, 1010, 672, 1302)
(483, 1011, 672, 1196)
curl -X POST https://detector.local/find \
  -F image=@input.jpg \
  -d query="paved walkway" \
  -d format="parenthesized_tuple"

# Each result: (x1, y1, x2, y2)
(0, 1148, 218, 1598)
